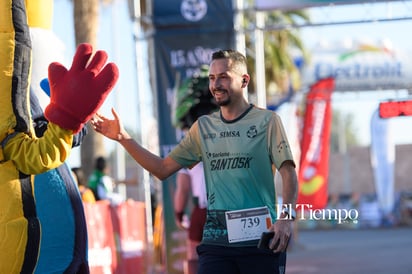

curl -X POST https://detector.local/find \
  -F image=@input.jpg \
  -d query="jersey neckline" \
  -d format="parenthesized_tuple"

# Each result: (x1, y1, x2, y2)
(220, 104, 254, 124)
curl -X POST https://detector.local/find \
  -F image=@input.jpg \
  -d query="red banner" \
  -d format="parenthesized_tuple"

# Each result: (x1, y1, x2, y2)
(297, 78, 335, 209)
(84, 201, 118, 274)
(84, 201, 148, 274)
(111, 201, 147, 274)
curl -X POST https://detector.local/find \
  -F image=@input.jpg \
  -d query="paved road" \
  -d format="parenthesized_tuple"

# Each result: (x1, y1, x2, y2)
(286, 227, 412, 274)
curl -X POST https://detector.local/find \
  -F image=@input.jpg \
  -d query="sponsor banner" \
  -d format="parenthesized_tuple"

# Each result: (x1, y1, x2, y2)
(255, 0, 401, 11)
(152, 34, 235, 273)
(84, 201, 117, 274)
(83, 201, 147, 274)
(153, 0, 233, 31)
(301, 44, 412, 91)
(111, 201, 147, 274)
(297, 78, 335, 209)
(370, 109, 395, 217)
(153, 34, 234, 148)
(152, 1, 235, 273)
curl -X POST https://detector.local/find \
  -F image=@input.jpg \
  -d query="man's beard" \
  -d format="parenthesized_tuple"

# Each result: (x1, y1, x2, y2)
(213, 89, 230, 106)
(216, 97, 230, 106)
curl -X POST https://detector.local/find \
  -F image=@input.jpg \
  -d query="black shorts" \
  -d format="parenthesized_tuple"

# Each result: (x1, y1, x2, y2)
(189, 206, 207, 242)
(197, 244, 287, 274)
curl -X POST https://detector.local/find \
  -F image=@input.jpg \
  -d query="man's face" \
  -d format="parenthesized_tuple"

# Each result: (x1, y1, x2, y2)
(208, 58, 243, 106)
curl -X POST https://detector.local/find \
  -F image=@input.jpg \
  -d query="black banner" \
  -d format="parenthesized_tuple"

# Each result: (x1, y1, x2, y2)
(153, 0, 233, 31)
(151, 0, 235, 273)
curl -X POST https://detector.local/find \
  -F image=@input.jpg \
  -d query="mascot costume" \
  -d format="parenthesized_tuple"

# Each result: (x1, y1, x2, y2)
(0, 0, 119, 273)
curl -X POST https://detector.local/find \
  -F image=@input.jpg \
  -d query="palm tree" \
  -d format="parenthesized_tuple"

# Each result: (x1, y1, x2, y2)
(73, 0, 104, 178)
(245, 8, 311, 107)
(73, 0, 149, 179)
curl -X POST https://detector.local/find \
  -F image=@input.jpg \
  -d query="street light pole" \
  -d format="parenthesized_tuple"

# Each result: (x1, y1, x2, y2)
(128, 1, 154, 273)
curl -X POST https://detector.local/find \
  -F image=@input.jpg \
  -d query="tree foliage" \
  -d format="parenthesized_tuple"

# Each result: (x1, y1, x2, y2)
(243, 7, 311, 107)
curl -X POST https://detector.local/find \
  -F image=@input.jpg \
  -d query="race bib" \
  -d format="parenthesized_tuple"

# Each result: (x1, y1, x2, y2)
(225, 206, 272, 243)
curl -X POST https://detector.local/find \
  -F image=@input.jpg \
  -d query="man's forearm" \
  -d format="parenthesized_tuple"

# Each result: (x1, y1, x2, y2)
(119, 138, 181, 180)
(279, 162, 298, 206)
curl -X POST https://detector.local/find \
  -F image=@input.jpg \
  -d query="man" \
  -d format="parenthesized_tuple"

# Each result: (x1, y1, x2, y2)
(92, 49, 298, 274)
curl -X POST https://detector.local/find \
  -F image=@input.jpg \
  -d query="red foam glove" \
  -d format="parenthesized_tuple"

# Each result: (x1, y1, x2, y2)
(45, 43, 119, 133)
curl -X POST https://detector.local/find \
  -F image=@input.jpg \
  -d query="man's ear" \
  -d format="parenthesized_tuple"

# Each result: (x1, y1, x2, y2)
(242, 77, 248, 87)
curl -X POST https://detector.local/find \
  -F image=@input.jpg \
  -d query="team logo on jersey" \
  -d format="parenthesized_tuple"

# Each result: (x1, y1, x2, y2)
(246, 125, 257, 138)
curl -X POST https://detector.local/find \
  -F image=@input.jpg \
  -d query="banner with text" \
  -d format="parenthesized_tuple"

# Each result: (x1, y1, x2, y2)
(84, 201, 117, 274)
(151, 0, 235, 273)
(300, 42, 412, 92)
(297, 77, 335, 210)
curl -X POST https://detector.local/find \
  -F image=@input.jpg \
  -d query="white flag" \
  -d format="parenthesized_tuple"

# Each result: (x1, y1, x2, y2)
(370, 108, 395, 217)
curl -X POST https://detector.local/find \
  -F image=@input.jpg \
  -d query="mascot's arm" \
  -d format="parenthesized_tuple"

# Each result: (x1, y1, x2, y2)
(45, 43, 119, 133)
(3, 43, 118, 175)
(32, 80, 88, 147)
(3, 124, 72, 175)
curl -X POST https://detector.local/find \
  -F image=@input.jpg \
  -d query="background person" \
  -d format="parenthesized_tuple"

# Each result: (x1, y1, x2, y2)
(88, 156, 124, 205)
(174, 163, 207, 274)
(72, 167, 96, 203)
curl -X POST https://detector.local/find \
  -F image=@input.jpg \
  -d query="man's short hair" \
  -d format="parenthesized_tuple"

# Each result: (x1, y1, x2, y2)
(211, 49, 247, 74)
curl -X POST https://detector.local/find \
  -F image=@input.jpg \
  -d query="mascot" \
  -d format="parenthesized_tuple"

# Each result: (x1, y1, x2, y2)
(29, 1, 91, 272)
(0, 0, 119, 273)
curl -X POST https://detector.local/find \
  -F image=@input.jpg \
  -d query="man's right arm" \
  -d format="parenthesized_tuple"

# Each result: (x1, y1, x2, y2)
(119, 137, 182, 180)
(92, 108, 183, 180)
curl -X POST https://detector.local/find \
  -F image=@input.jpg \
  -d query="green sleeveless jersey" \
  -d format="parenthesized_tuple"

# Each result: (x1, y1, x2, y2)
(169, 105, 295, 246)
(87, 170, 104, 200)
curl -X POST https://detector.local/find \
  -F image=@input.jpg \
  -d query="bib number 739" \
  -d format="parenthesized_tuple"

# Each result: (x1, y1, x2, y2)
(225, 206, 272, 243)
(241, 217, 260, 228)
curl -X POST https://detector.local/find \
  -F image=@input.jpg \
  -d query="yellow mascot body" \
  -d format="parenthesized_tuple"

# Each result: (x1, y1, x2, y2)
(0, 0, 118, 273)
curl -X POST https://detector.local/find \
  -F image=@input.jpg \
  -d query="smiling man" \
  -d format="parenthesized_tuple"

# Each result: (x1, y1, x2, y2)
(92, 49, 298, 274)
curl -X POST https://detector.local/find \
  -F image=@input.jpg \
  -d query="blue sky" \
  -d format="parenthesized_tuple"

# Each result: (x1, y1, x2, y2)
(50, 0, 412, 165)
(52, 0, 143, 166)
(52, 0, 141, 130)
